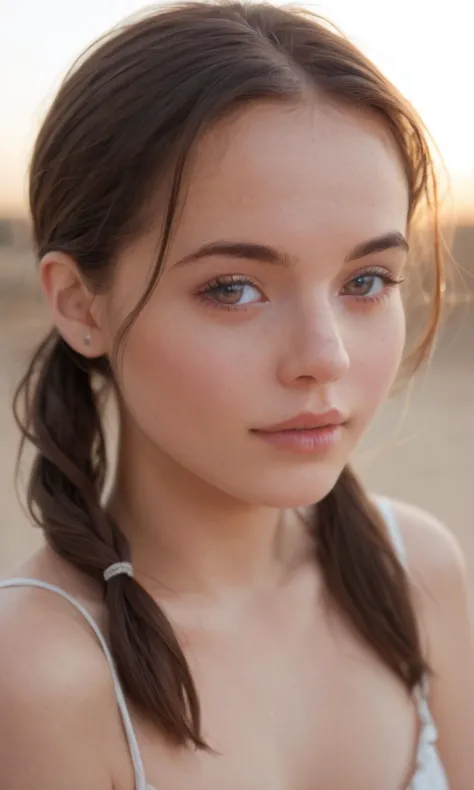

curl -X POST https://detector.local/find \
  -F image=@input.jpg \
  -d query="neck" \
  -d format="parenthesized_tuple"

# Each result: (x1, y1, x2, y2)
(106, 424, 307, 600)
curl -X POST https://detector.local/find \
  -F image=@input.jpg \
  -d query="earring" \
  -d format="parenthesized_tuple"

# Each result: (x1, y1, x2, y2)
(83, 330, 92, 347)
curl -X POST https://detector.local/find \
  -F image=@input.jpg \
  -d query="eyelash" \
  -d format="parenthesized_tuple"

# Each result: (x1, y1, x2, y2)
(196, 268, 405, 310)
(344, 267, 405, 303)
(196, 275, 262, 311)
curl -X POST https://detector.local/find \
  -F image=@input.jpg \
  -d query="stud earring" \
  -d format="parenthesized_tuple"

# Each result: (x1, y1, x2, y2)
(83, 330, 92, 346)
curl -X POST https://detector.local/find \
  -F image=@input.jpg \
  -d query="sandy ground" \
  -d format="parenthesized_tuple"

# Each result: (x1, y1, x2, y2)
(0, 276, 473, 602)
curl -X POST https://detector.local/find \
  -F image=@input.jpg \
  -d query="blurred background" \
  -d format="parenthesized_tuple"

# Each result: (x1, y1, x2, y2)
(0, 1, 473, 596)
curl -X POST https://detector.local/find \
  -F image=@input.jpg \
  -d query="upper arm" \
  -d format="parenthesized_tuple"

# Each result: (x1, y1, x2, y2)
(390, 500, 474, 789)
(0, 591, 131, 790)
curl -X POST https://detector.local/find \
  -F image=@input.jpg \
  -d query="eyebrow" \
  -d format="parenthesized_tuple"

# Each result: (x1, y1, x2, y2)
(174, 231, 409, 268)
(174, 241, 290, 267)
(345, 231, 409, 262)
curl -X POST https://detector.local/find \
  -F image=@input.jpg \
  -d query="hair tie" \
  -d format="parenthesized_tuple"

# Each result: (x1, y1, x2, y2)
(103, 561, 133, 582)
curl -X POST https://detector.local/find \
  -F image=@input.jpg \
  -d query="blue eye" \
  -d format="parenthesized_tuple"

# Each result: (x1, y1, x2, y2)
(343, 270, 402, 299)
(200, 276, 263, 307)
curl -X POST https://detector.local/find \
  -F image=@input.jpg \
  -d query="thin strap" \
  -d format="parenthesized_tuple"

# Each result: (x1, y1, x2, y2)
(0, 578, 148, 790)
(376, 497, 407, 567)
(375, 501, 440, 750)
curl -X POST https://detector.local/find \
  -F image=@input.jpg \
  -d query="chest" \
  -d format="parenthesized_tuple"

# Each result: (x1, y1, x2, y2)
(132, 610, 419, 790)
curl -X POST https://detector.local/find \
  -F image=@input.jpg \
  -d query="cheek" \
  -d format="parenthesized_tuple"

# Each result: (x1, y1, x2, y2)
(350, 298, 406, 411)
(113, 293, 406, 457)
(116, 306, 253, 440)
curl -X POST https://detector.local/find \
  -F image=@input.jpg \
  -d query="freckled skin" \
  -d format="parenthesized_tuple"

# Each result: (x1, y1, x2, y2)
(22, 97, 438, 790)
(105, 100, 408, 509)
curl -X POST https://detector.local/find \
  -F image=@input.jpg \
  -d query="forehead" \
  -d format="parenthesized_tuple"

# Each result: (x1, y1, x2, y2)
(171, 99, 409, 258)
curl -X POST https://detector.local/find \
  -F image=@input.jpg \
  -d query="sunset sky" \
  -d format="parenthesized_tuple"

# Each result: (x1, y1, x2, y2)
(1, 0, 473, 219)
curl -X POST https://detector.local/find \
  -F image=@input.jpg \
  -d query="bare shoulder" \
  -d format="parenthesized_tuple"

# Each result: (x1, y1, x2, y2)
(382, 496, 472, 669)
(383, 497, 468, 596)
(0, 547, 111, 714)
(0, 576, 111, 690)
(382, 501, 474, 786)
(0, 567, 133, 789)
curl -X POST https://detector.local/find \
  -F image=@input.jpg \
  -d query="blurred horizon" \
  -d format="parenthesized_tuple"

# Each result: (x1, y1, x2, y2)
(1, 0, 474, 220)
(1, 0, 473, 593)
(0, 0, 473, 615)
(1, 217, 473, 590)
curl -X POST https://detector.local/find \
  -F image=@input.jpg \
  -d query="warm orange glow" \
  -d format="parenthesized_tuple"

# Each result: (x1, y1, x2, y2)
(1, 0, 473, 218)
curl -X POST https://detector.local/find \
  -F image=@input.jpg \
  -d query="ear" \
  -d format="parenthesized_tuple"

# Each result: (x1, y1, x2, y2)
(39, 252, 108, 358)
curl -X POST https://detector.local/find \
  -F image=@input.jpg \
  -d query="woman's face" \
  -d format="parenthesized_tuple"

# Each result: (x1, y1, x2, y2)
(102, 99, 409, 507)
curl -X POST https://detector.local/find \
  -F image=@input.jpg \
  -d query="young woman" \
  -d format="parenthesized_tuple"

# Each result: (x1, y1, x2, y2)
(0, 3, 472, 789)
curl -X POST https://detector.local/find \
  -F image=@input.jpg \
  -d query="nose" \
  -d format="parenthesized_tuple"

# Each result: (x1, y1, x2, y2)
(276, 298, 351, 387)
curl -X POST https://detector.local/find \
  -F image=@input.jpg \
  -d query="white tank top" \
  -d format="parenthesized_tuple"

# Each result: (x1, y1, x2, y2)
(0, 498, 448, 789)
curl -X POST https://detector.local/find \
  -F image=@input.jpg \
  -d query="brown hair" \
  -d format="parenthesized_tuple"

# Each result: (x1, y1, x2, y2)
(14, 1, 443, 747)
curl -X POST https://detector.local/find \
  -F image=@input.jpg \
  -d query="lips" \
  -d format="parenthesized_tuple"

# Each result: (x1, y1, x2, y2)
(254, 409, 346, 433)
(251, 410, 345, 455)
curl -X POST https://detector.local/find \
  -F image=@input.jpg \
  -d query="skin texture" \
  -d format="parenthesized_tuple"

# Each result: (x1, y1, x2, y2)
(0, 100, 472, 790)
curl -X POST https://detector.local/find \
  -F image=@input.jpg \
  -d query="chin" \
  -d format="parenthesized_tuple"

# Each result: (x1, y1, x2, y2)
(234, 463, 344, 510)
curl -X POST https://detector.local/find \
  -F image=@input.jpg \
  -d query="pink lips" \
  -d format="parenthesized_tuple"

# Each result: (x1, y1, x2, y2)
(251, 410, 346, 454)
